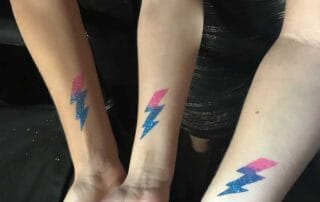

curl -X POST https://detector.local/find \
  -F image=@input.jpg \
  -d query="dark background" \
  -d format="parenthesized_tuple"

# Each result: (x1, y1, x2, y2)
(0, 0, 319, 201)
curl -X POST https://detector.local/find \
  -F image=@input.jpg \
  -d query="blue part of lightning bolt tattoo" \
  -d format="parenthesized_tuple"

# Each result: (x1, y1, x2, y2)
(140, 89, 168, 139)
(218, 167, 264, 196)
(218, 158, 277, 196)
(71, 91, 89, 130)
(141, 105, 164, 139)
(71, 73, 89, 131)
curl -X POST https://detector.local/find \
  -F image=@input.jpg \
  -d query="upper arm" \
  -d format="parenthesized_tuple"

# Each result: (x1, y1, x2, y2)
(281, 0, 320, 45)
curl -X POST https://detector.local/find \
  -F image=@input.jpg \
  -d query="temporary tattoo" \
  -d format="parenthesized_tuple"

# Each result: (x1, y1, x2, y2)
(141, 88, 168, 139)
(218, 157, 277, 196)
(71, 73, 89, 130)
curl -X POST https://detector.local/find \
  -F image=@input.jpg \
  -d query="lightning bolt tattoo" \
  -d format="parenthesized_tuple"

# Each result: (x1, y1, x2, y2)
(141, 88, 168, 139)
(71, 73, 89, 130)
(218, 157, 278, 196)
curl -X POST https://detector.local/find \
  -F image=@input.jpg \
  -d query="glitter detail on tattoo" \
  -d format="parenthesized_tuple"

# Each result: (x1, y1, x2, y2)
(218, 158, 277, 196)
(141, 88, 168, 139)
(71, 73, 89, 130)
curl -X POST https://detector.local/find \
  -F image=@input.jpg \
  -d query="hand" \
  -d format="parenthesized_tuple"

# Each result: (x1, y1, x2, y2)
(101, 182, 169, 202)
(64, 164, 125, 202)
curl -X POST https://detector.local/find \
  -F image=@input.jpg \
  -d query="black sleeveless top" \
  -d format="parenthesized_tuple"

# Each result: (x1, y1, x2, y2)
(182, 0, 285, 138)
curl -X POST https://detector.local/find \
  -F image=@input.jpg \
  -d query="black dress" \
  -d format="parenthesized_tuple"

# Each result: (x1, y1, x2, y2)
(181, 0, 285, 139)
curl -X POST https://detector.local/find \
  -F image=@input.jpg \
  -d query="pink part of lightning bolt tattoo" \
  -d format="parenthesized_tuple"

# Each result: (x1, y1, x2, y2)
(148, 89, 168, 107)
(247, 158, 277, 172)
(71, 73, 84, 96)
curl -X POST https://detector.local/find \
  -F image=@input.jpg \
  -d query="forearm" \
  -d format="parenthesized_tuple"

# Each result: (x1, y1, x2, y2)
(125, 0, 203, 189)
(10, 0, 122, 177)
(202, 37, 320, 202)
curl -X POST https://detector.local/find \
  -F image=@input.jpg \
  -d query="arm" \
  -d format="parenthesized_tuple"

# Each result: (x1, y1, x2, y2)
(104, 0, 203, 201)
(10, 0, 124, 201)
(127, 0, 203, 192)
(202, 1, 320, 201)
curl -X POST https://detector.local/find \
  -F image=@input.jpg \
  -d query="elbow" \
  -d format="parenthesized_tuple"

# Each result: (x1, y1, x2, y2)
(140, 0, 202, 17)
(279, 31, 320, 49)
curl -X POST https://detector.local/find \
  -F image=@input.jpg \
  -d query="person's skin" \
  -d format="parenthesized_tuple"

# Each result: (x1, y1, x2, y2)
(102, 0, 204, 201)
(202, 1, 320, 201)
(190, 134, 210, 153)
(10, 0, 125, 201)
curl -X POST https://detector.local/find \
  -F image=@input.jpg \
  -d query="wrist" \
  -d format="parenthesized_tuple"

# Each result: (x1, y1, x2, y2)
(125, 165, 172, 191)
(68, 115, 123, 179)
(74, 159, 125, 191)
